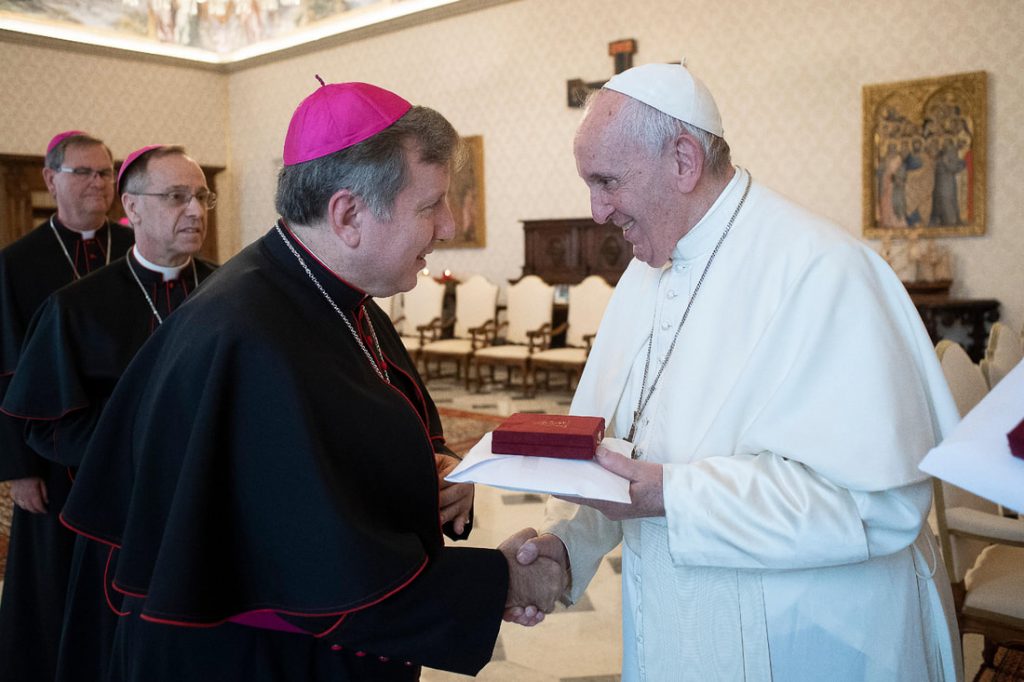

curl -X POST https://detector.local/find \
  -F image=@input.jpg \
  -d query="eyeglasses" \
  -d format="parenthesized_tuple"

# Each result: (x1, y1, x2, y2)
(129, 190, 218, 210)
(56, 166, 115, 182)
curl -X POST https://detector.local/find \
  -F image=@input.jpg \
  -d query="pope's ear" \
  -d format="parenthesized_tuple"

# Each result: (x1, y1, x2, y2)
(672, 132, 704, 193)
(327, 189, 360, 247)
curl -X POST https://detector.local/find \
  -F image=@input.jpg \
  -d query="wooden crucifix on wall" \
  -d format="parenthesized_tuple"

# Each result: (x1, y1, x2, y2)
(567, 38, 637, 108)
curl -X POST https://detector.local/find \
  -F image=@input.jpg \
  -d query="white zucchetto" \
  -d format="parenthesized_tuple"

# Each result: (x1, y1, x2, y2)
(604, 58, 724, 137)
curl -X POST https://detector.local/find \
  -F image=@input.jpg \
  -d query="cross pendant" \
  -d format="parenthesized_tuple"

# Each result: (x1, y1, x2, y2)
(625, 411, 639, 444)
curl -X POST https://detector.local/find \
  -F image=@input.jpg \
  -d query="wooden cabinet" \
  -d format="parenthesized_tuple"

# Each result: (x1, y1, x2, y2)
(911, 295, 999, 363)
(521, 218, 631, 285)
(0, 155, 51, 248)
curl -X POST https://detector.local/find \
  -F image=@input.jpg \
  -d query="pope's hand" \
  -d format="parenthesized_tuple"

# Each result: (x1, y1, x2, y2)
(555, 445, 665, 520)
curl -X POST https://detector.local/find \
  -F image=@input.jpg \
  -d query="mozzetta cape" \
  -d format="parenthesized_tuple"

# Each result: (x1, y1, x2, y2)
(62, 223, 507, 678)
(546, 172, 963, 681)
(0, 250, 216, 682)
(0, 217, 133, 682)
(0, 218, 134, 477)
(2, 250, 217, 464)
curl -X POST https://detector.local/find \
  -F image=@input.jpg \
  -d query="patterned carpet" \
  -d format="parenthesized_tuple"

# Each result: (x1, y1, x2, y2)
(438, 407, 506, 456)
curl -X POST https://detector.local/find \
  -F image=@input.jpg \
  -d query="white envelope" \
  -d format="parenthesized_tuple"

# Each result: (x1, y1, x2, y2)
(920, 359, 1024, 512)
(445, 432, 632, 503)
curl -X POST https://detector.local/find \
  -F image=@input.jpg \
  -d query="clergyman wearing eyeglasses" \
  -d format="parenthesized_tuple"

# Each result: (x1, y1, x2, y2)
(1, 144, 218, 682)
(0, 131, 135, 682)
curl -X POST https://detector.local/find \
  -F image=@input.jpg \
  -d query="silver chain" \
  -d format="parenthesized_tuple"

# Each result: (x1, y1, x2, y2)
(49, 215, 112, 280)
(625, 170, 753, 455)
(126, 252, 199, 326)
(275, 225, 390, 384)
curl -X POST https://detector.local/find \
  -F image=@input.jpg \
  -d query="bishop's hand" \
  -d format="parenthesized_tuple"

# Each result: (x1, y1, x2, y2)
(10, 476, 48, 514)
(436, 454, 473, 535)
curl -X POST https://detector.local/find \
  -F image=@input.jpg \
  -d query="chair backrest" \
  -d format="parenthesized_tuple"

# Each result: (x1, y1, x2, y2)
(504, 275, 554, 345)
(401, 274, 446, 334)
(937, 340, 989, 416)
(934, 340, 1001, 580)
(565, 275, 614, 348)
(453, 275, 498, 338)
(980, 322, 1024, 389)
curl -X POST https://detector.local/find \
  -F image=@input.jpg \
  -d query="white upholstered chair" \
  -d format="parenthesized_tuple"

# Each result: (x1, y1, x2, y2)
(397, 273, 446, 363)
(419, 275, 499, 387)
(980, 322, 1024, 389)
(472, 275, 554, 393)
(529, 275, 614, 392)
(933, 340, 1024, 666)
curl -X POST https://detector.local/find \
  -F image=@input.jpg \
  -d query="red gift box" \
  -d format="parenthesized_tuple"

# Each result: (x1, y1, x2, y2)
(491, 413, 605, 460)
(1009, 417, 1024, 460)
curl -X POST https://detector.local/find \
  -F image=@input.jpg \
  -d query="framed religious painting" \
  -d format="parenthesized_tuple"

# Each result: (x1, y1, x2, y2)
(441, 135, 486, 249)
(862, 71, 986, 239)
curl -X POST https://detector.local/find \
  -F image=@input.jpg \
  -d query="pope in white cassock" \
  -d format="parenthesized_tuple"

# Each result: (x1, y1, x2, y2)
(509, 60, 963, 681)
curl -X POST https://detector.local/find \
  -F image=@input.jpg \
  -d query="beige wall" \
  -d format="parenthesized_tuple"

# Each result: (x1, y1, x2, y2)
(2, 0, 1022, 330)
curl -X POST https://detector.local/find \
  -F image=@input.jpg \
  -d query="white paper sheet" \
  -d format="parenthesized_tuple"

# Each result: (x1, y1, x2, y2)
(919, 359, 1024, 512)
(445, 432, 632, 503)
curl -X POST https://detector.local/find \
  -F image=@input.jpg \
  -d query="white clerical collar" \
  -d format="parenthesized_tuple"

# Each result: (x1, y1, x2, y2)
(133, 245, 191, 282)
(80, 229, 98, 239)
(671, 167, 749, 263)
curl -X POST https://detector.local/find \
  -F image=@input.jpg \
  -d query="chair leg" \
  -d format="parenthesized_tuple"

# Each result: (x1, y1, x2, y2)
(476, 361, 486, 393)
(982, 637, 1000, 667)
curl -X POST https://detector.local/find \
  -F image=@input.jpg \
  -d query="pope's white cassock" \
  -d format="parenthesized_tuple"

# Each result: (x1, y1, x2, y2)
(546, 168, 962, 681)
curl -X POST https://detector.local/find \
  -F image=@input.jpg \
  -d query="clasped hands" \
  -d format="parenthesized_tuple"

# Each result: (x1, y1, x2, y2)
(497, 445, 666, 627)
(498, 528, 568, 627)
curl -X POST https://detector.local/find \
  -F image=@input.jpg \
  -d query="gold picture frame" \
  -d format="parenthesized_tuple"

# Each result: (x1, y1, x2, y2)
(862, 71, 986, 238)
(442, 135, 486, 249)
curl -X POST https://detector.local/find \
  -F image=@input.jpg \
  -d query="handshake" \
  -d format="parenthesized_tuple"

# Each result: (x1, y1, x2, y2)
(497, 528, 571, 627)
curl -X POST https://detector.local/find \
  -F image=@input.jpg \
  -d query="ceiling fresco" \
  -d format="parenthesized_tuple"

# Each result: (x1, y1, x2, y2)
(0, 0, 454, 63)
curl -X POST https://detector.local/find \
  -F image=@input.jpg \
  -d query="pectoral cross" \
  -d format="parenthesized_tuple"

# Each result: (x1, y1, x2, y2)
(625, 412, 638, 443)
(626, 410, 640, 459)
